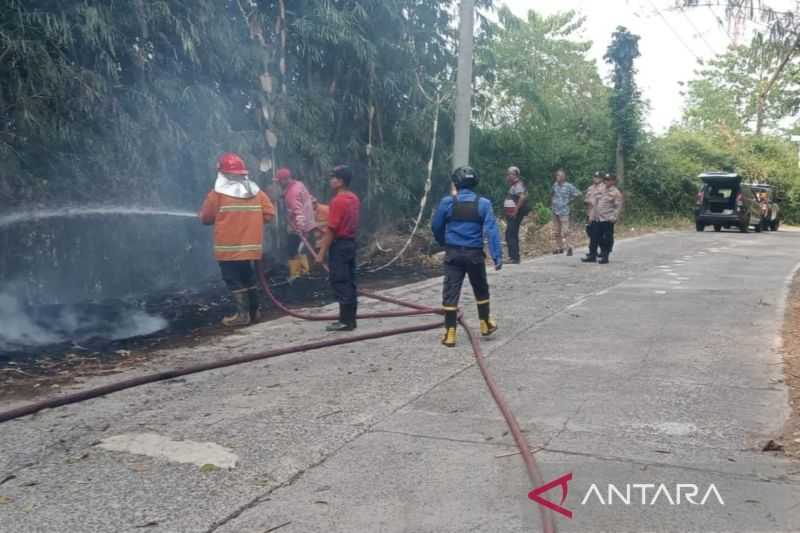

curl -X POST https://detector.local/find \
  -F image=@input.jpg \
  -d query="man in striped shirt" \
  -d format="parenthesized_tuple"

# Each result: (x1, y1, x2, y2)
(200, 153, 276, 326)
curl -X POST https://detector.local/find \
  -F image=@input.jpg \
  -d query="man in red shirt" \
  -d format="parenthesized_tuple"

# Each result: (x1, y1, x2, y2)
(274, 167, 323, 280)
(317, 165, 360, 331)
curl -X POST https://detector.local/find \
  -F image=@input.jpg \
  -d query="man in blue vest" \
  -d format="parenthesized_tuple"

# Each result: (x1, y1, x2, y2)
(432, 166, 503, 348)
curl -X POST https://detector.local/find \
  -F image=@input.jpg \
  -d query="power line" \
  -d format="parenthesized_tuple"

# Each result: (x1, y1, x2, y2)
(707, 3, 735, 45)
(679, 5, 720, 56)
(646, 0, 704, 63)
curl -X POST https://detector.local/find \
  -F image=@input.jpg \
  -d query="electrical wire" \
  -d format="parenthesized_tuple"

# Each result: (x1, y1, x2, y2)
(647, 0, 705, 62)
(679, 5, 720, 55)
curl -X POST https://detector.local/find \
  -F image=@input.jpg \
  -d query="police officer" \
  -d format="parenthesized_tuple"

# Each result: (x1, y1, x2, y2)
(582, 171, 606, 263)
(431, 166, 502, 348)
(595, 174, 624, 264)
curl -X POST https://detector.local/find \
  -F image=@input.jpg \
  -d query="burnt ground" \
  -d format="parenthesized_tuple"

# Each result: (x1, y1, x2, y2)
(0, 260, 440, 402)
(782, 271, 800, 458)
(0, 219, 686, 403)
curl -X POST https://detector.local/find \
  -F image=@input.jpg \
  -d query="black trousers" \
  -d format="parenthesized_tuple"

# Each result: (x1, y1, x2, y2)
(329, 239, 357, 305)
(286, 233, 302, 257)
(505, 214, 521, 262)
(219, 261, 257, 291)
(442, 246, 489, 307)
(597, 221, 615, 257)
(587, 221, 600, 257)
(505, 207, 528, 262)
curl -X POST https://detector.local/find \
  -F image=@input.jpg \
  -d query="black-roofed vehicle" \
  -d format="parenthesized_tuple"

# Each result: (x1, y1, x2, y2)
(750, 183, 781, 231)
(694, 172, 763, 233)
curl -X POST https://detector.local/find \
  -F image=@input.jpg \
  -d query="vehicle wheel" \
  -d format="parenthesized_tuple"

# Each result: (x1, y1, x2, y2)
(713, 225, 721, 232)
(755, 221, 762, 232)
(695, 222, 705, 232)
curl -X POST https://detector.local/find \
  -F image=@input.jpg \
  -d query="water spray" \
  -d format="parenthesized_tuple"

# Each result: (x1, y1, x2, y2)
(0, 206, 196, 229)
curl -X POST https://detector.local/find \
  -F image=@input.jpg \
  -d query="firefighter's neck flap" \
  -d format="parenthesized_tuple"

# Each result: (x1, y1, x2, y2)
(214, 172, 261, 199)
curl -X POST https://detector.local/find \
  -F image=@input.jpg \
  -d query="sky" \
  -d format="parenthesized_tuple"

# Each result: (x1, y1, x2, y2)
(498, 0, 783, 132)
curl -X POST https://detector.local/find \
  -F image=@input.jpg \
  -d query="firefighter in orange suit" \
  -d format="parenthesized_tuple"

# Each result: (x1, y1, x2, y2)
(200, 153, 276, 326)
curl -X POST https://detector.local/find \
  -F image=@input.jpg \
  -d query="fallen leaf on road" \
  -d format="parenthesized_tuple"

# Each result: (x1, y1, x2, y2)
(0, 496, 13, 504)
(200, 464, 219, 473)
(763, 440, 784, 452)
(65, 453, 89, 464)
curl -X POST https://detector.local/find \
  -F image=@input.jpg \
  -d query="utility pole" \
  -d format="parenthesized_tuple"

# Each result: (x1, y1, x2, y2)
(453, 0, 474, 170)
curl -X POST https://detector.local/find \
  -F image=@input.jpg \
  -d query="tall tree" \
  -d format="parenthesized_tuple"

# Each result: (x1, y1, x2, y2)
(683, 37, 800, 133)
(605, 26, 642, 187)
(473, 7, 614, 202)
(681, 0, 800, 134)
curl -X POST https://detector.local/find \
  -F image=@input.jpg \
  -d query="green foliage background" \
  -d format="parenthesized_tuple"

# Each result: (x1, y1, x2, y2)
(2, 1, 800, 229)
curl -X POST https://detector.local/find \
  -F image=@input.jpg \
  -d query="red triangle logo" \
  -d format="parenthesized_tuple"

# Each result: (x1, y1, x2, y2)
(528, 472, 573, 519)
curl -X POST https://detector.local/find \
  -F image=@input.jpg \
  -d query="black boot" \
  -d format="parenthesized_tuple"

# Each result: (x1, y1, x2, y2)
(247, 287, 262, 323)
(350, 302, 358, 330)
(581, 255, 597, 263)
(326, 304, 356, 332)
(598, 255, 610, 264)
(222, 290, 251, 327)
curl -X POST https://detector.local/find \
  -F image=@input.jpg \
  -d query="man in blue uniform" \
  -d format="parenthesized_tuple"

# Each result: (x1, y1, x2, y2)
(432, 166, 503, 348)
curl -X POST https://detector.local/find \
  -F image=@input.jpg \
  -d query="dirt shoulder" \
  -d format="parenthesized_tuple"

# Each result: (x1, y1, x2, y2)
(782, 272, 800, 458)
(519, 216, 690, 258)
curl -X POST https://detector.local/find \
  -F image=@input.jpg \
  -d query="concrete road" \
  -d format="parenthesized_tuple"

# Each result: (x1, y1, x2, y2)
(2, 230, 800, 532)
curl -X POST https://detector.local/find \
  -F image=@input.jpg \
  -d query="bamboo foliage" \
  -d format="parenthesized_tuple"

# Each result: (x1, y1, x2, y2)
(0, 0, 474, 224)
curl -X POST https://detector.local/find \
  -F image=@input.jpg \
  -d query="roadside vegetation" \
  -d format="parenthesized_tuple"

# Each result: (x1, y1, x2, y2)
(2, 1, 800, 229)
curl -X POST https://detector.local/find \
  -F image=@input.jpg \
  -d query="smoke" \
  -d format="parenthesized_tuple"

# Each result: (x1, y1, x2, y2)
(0, 289, 168, 353)
(0, 293, 61, 349)
(108, 311, 168, 341)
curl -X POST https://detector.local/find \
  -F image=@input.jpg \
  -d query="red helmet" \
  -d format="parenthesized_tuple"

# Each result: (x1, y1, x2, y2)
(274, 167, 292, 183)
(217, 153, 248, 175)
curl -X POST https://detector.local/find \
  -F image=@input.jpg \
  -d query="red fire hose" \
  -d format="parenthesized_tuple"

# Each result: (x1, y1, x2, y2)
(0, 256, 556, 533)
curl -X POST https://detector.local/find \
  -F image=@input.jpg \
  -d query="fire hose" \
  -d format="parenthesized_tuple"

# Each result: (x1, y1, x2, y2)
(0, 253, 556, 533)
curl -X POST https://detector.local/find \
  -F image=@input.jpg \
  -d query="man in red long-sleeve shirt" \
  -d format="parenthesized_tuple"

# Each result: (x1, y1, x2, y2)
(317, 165, 360, 332)
(274, 167, 323, 280)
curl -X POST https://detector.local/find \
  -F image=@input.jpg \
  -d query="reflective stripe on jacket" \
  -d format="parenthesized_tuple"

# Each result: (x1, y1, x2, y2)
(199, 190, 276, 261)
